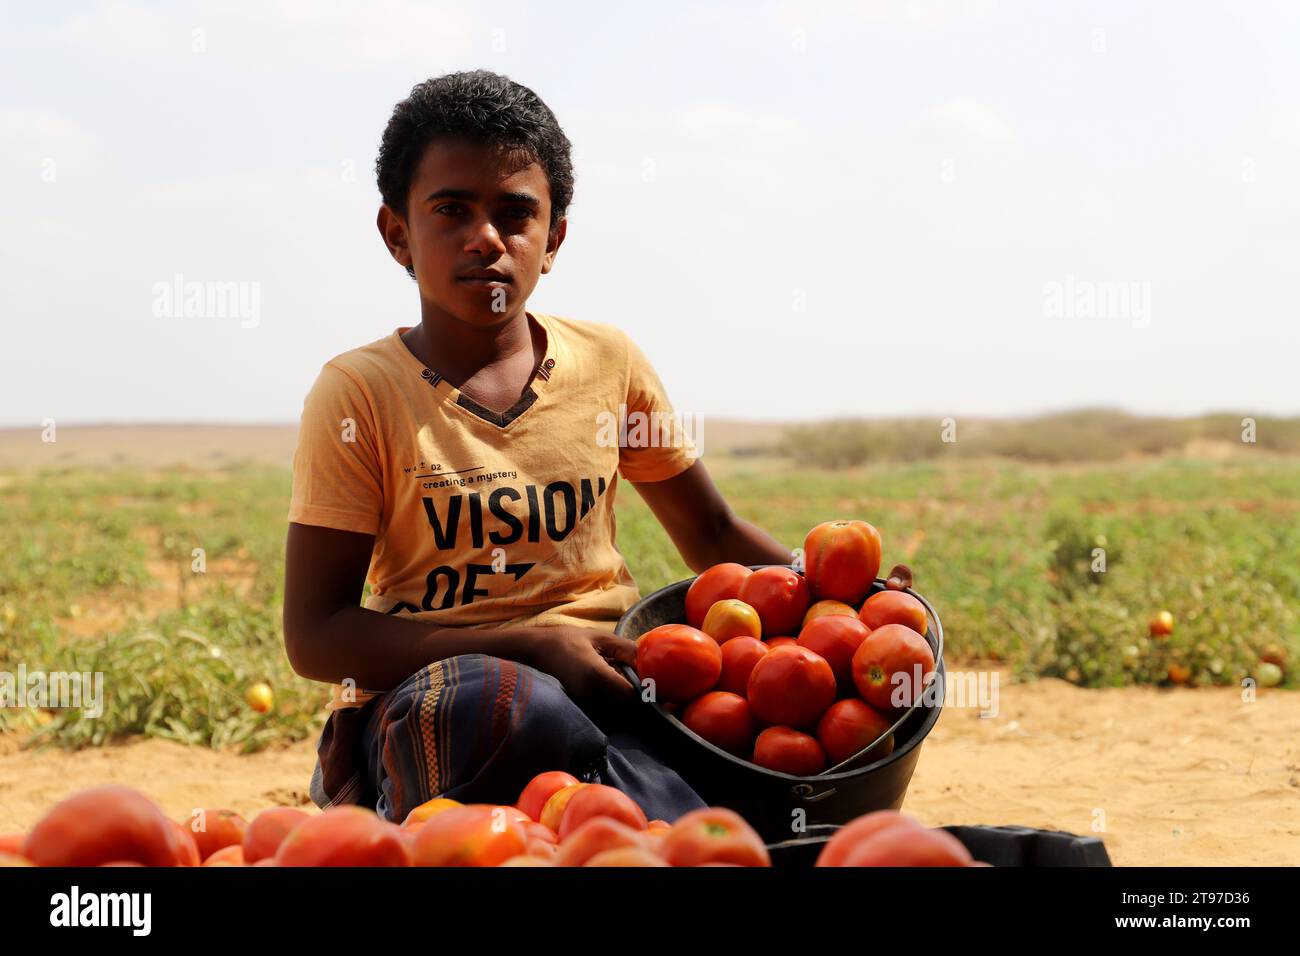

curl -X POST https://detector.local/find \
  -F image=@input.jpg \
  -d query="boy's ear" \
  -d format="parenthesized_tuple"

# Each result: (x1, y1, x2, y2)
(540, 217, 567, 275)
(376, 205, 413, 271)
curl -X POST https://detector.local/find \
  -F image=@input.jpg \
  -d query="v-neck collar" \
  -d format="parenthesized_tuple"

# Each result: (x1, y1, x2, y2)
(392, 310, 557, 430)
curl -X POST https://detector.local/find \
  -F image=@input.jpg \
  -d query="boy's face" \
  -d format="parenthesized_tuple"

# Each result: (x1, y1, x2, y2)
(378, 138, 565, 326)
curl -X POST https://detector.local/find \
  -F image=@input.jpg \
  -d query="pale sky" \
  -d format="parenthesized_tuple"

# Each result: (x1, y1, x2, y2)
(2, 0, 1298, 427)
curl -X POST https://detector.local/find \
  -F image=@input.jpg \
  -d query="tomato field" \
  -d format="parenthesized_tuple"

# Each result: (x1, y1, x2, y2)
(0, 452, 1296, 753)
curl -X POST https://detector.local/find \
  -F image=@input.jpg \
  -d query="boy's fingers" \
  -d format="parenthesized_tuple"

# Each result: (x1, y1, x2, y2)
(595, 634, 637, 668)
(591, 653, 636, 699)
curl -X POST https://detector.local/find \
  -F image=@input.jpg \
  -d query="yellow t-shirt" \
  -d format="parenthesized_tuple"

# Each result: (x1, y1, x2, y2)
(288, 310, 698, 709)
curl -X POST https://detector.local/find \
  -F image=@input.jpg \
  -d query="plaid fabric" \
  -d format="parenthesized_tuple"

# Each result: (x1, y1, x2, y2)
(309, 654, 706, 825)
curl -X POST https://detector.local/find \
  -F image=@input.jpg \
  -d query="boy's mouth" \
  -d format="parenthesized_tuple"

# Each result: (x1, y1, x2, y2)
(458, 269, 512, 286)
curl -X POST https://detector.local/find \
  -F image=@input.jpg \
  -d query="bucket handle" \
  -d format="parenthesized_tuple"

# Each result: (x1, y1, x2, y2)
(792, 784, 838, 802)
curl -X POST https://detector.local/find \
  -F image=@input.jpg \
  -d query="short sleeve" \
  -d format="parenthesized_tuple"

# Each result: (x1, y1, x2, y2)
(288, 363, 384, 535)
(617, 331, 699, 483)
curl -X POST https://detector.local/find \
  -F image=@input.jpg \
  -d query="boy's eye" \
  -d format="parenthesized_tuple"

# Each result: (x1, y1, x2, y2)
(435, 203, 466, 215)
(504, 207, 533, 220)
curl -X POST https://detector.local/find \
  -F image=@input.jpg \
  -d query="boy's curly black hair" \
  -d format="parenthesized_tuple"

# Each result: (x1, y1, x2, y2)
(375, 69, 575, 243)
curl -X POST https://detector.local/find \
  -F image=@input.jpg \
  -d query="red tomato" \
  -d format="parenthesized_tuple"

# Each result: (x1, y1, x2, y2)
(658, 808, 771, 867)
(838, 825, 975, 867)
(186, 809, 248, 863)
(814, 810, 924, 867)
(816, 698, 895, 765)
(552, 818, 648, 867)
(751, 726, 827, 776)
(557, 784, 648, 839)
(22, 786, 187, 867)
(858, 590, 928, 635)
(636, 624, 722, 702)
(747, 644, 837, 728)
(765, 636, 798, 649)
(685, 563, 753, 629)
(516, 771, 581, 823)
(584, 846, 670, 867)
(171, 820, 201, 867)
(681, 691, 757, 756)
(411, 805, 528, 867)
(276, 806, 411, 867)
(242, 807, 310, 864)
(700, 599, 763, 644)
(803, 520, 883, 605)
(717, 637, 768, 696)
(797, 614, 871, 692)
(852, 623, 936, 711)
(738, 566, 811, 637)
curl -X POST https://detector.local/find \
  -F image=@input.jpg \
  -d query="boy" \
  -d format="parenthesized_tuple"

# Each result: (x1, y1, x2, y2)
(283, 70, 792, 825)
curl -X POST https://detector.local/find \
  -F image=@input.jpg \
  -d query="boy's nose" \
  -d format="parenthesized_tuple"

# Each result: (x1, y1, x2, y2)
(464, 217, 507, 256)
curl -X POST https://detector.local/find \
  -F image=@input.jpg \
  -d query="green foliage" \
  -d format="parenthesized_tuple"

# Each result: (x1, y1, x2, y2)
(779, 410, 1300, 468)
(0, 456, 1296, 752)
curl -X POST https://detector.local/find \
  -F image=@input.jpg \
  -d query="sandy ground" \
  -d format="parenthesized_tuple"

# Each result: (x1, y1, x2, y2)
(3, 672, 1296, 866)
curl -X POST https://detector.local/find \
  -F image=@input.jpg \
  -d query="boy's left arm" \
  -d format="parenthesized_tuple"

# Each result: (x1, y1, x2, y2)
(632, 460, 794, 574)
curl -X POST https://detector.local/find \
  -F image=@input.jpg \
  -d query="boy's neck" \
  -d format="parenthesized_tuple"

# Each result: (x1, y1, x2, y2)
(404, 303, 540, 384)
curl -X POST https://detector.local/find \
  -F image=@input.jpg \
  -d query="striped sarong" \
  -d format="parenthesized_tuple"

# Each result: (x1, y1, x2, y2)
(309, 654, 706, 825)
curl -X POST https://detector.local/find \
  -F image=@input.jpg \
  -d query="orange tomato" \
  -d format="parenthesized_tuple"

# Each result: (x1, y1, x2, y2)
(403, 797, 463, 827)
(858, 590, 928, 635)
(685, 563, 753, 629)
(245, 682, 274, 714)
(539, 783, 588, 832)
(701, 599, 763, 644)
(410, 804, 528, 867)
(803, 599, 857, 628)
(803, 520, 883, 605)
(516, 771, 580, 823)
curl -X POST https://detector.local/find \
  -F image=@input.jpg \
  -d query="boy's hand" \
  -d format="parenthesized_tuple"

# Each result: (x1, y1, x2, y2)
(523, 626, 638, 701)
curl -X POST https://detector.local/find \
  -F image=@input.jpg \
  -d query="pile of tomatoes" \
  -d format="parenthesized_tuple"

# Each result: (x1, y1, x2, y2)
(0, 771, 979, 867)
(634, 519, 938, 775)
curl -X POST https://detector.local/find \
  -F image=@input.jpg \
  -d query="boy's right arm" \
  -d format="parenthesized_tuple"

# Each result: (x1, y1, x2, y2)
(282, 522, 635, 700)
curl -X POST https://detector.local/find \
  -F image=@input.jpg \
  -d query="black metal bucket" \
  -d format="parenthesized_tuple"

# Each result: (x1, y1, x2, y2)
(615, 565, 945, 844)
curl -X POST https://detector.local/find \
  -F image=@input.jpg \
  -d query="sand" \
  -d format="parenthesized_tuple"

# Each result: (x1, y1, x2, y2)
(3, 671, 1296, 866)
